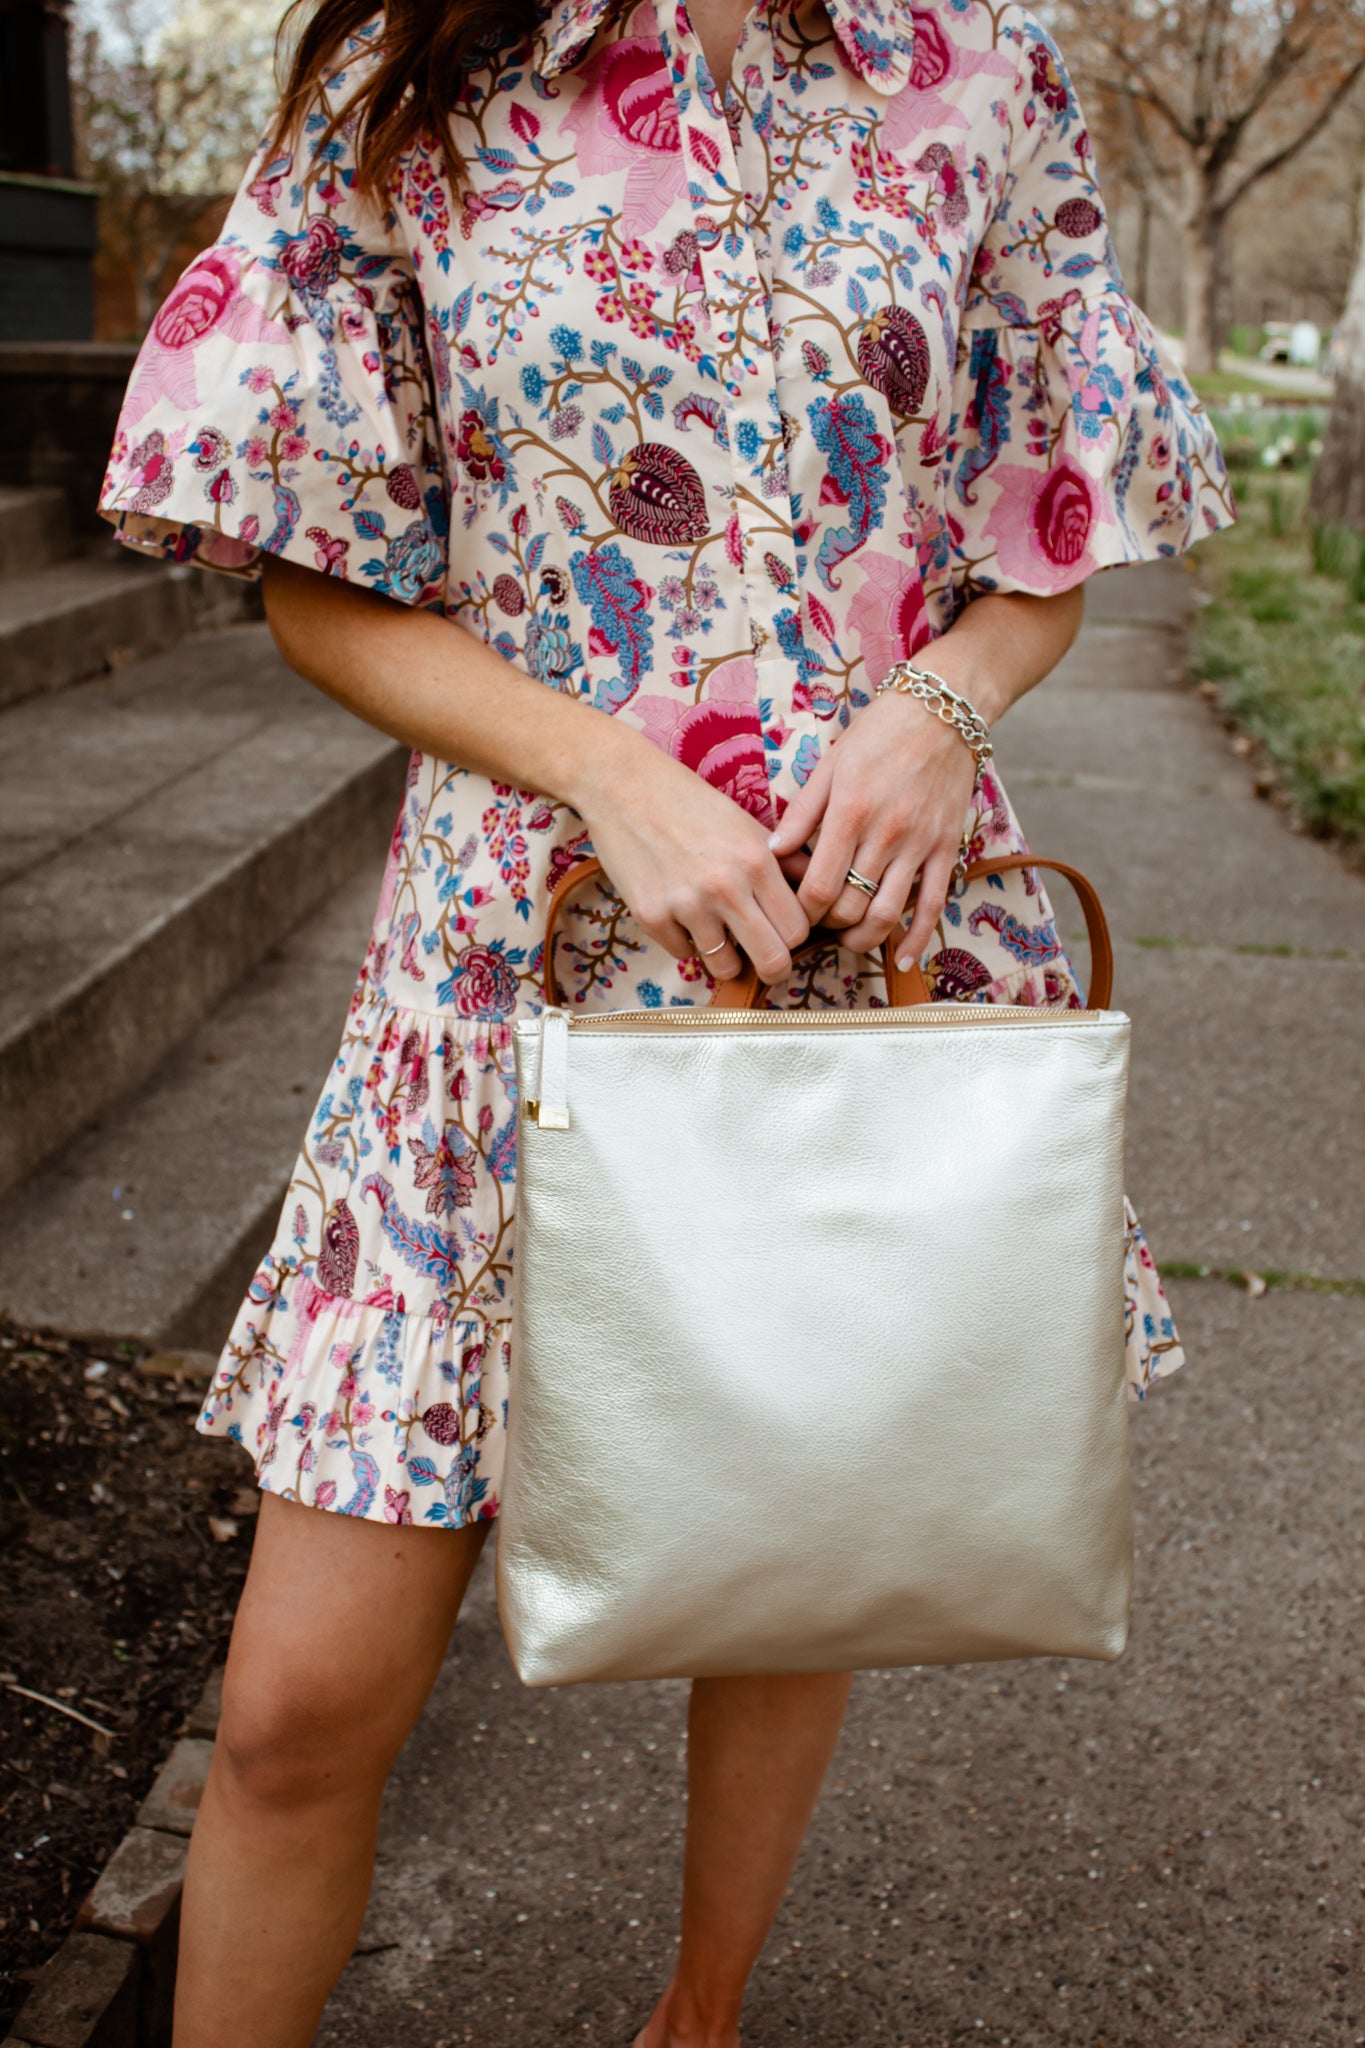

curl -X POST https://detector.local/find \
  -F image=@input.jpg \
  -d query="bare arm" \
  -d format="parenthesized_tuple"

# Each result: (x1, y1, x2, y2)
(917, 584, 1086, 730)
(261, 555, 1082, 984)
(262, 552, 642, 800)
(259, 553, 811, 981)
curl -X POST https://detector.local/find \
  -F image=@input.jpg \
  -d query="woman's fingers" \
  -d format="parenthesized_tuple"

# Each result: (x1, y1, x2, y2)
(795, 806, 862, 925)
(756, 866, 812, 954)
(724, 893, 797, 985)
(767, 759, 831, 858)
(679, 859, 810, 987)
(819, 868, 887, 932)
(688, 921, 743, 983)
(624, 834, 811, 984)
(896, 846, 958, 971)
(633, 906, 705, 966)
(834, 852, 919, 955)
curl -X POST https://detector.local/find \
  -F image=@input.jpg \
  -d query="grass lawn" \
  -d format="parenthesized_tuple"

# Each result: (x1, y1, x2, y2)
(1188, 366, 1282, 401)
(1192, 468, 1365, 852)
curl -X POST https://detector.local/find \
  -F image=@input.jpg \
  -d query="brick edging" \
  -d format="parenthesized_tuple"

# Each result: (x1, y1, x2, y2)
(6, 1667, 221, 2048)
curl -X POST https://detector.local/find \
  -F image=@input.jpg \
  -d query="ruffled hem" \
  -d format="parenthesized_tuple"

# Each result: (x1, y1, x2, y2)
(950, 284, 1236, 598)
(202, 1199, 1178, 1530)
(96, 268, 448, 607)
(199, 1254, 510, 1527)
(1122, 1198, 1185, 1399)
(201, 1186, 1179, 1534)
(104, 509, 264, 580)
(975, 962, 1185, 1401)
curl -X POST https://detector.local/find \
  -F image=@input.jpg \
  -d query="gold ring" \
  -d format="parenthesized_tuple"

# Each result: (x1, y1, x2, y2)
(698, 938, 729, 957)
(845, 867, 879, 898)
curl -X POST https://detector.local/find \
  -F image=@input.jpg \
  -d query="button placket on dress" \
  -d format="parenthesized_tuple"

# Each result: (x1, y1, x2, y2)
(657, 0, 811, 816)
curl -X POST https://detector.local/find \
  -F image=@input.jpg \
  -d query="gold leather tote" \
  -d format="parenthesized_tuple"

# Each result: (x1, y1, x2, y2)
(498, 853, 1134, 1687)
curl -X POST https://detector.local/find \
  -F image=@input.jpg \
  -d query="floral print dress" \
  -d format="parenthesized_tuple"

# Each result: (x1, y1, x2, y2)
(99, 0, 1234, 1529)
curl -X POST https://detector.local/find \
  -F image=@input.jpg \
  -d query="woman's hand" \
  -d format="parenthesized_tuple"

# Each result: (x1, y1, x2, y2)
(767, 690, 979, 973)
(259, 558, 808, 985)
(258, 560, 1081, 987)
(575, 742, 811, 985)
(765, 590, 1087, 972)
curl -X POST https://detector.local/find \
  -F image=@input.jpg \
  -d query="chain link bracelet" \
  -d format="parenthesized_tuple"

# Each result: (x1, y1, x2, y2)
(872, 661, 994, 773)
(872, 661, 993, 889)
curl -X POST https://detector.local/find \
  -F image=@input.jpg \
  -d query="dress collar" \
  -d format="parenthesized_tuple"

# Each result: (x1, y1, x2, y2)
(533, 0, 918, 97)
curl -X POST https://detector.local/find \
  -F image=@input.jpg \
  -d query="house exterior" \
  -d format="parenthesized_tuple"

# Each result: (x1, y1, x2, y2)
(0, 0, 97, 339)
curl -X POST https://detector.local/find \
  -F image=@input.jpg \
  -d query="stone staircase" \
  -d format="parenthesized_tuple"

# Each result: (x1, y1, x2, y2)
(0, 488, 406, 1347)
(0, 484, 248, 709)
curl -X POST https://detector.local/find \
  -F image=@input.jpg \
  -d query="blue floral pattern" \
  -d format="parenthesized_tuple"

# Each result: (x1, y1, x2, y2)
(97, 0, 1225, 1523)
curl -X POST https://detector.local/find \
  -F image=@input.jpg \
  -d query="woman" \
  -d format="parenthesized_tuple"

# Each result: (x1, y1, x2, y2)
(99, 0, 1233, 2037)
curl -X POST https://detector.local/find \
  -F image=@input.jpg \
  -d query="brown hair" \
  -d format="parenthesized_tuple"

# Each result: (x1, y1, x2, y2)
(270, 0, 543, 200)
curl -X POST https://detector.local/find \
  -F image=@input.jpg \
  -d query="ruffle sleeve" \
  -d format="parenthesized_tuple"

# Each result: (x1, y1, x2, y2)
(945, 20, 1235, 601)
(98, 38, 450, 609)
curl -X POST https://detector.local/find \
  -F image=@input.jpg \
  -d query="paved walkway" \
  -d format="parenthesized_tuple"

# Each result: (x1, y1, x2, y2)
(1153, 332, 1333, 400)
(318, 562, 1365, 2048)
(1216, 354, 1334, 401)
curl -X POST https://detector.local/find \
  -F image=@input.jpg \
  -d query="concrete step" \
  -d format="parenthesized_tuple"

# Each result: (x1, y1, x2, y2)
(0, 863, 381, 1347)
(0, 546, 252, 711)
(0, 482, 72, 579)
(0, 619, 405, 1200)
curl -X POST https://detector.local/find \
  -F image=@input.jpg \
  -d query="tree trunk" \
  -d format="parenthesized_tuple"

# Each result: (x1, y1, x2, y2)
(1308, 171, 1365, 534)
(1135, 191, 1152, 314)
(1214, 228, 1234, 359)
(1180, 161, 1221, 377)
(129, 197, 161, 337)
(132, 269, 154, 335)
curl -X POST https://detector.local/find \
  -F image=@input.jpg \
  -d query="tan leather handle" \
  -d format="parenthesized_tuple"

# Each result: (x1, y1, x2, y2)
(961, 852, 1114, 1009)
(540, 852, 1113, 1010)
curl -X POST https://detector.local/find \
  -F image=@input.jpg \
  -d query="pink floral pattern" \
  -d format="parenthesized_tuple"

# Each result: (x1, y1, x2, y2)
(98, 0, 1225, 1525)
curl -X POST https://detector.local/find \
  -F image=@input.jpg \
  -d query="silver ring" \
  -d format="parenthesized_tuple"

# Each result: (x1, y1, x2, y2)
(698, 938, 729, 957)
(845, 867, 879, 899)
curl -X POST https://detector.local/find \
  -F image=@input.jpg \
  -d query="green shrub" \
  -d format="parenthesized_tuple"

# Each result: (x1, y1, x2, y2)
(1194, 472, 1365, 850)
(1312, 524, 1359, 582)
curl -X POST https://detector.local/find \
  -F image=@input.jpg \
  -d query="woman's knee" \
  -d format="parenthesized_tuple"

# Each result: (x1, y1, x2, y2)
(214, 1656, 412, 1812)
(209, 1495, 485, 1810)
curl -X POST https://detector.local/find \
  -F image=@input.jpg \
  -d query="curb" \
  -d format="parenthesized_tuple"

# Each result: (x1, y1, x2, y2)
(6, 1667, 222, 2048)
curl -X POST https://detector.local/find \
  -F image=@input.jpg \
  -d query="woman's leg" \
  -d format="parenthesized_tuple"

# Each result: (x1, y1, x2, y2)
(175, 1492, 489, 2048)
(642, 1671, 854, 2048)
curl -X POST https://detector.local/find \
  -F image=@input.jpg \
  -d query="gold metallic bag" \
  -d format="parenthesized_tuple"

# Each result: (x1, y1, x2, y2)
(498, 854, 1133, 1686)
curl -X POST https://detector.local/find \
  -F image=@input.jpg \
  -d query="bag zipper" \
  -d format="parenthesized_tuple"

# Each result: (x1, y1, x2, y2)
(563, 1004, 1107, 1031)
(523, 1003, 1114, 1123)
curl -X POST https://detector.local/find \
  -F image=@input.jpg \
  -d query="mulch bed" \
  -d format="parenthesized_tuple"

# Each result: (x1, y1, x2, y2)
(0, 1319, 252, 2030)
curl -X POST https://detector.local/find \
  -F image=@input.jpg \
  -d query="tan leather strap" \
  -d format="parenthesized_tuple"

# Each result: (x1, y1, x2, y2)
(541, 855, 609, 1008)
(962, 853, 1114, 1009)
(719, 934, 933, 1008)
(540, 851, 1113, 1010)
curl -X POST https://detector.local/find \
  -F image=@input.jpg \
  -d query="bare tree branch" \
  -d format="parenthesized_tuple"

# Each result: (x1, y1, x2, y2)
(1215, 54, 1365, 214)
(1120, 98, 1184, 224)
(73, 0, 276, 326)
(1204, 21, 1314, 176)
(1051, 0, 1202, 143)
(1195, 0, 1236, 134)
(1049, 0, 1365, 371)
(1086, 65, 1201, 148)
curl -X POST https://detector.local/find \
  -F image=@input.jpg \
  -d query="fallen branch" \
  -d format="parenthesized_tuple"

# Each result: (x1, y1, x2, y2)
(3, 1683, 116, 1740)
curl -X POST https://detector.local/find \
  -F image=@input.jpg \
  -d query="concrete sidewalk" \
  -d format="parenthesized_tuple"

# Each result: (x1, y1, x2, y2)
(318, 562, 1365, 2048)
